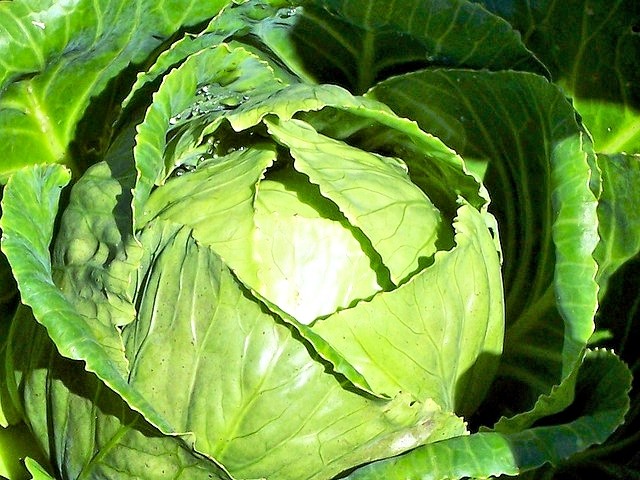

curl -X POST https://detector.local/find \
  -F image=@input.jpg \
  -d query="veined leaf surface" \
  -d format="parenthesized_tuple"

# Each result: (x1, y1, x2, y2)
(123, 220, 466, 480)
(312, 204, 504, 417)
(247, 0, 547, 92)
(370, 70, 599, 427)
(6, 306, 230, 479)
(0, 0, 230, 181)
(474, 0, 640, 154)
(0, 164, 174, 434)
(345, 349, 631, 479)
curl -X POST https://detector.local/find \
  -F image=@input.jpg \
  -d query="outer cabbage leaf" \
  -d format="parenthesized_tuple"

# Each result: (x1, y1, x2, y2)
(121, 0, 297, 108)
(52, 157, 141, 332)
(473, 0, 640, 154)
(1, 288, 45, 480)
(345, 349, 631, 479)
(4, 305, 230, 479)
(593, 154, 640, 358)
(0, 164, 229, 478)
(561, 153, 640, 479)
(0, 164, 175, 434)
(0, 219, 25, 477)
(238, 0, 547, 93)
(0, 0, 230, 182)
(369, 70, 599, 429)
(594, 153, 640, 295)
(0, 209, 18, 429)
(585, 260, 640, 479)
(123, 0, 548, 100)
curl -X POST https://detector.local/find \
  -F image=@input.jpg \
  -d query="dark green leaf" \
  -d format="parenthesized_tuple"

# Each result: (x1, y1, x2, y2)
(594, 153, 640, 295)
(346, 349, 631, 479)
(247, 0, 547, 93)
(582, 155, 640, 479)
(473, 0, 640, 154)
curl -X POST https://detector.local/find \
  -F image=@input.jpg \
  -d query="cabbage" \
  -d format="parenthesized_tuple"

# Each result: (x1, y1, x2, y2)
(0, 1, 637, 479)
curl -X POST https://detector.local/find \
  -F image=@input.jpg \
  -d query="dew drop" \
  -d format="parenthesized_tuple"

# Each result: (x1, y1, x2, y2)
(220, 95, 241, 108)
(278, 7, 298, 18)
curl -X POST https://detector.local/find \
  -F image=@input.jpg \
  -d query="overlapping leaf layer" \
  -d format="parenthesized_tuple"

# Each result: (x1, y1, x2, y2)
(0, 1, 637, 479)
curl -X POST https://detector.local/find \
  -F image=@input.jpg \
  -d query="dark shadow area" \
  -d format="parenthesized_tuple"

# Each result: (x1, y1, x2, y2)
(474, 0, 640, 111)
(585, 255, 640, 472)
(471, 303, 567, 431)
(284, 5, 434, 93)
(281, 0, 549, 95)
(596, 255, 639, 367)
(0, 253, 17, 309)
(454, 351, 503, 430)
(68, 62, 142, 174)
(507, 349, 631, 476)
(100, 123, 139, 242)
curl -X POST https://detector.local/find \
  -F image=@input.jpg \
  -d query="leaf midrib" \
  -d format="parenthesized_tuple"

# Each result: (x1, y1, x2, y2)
(24, 82, 66, 162)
